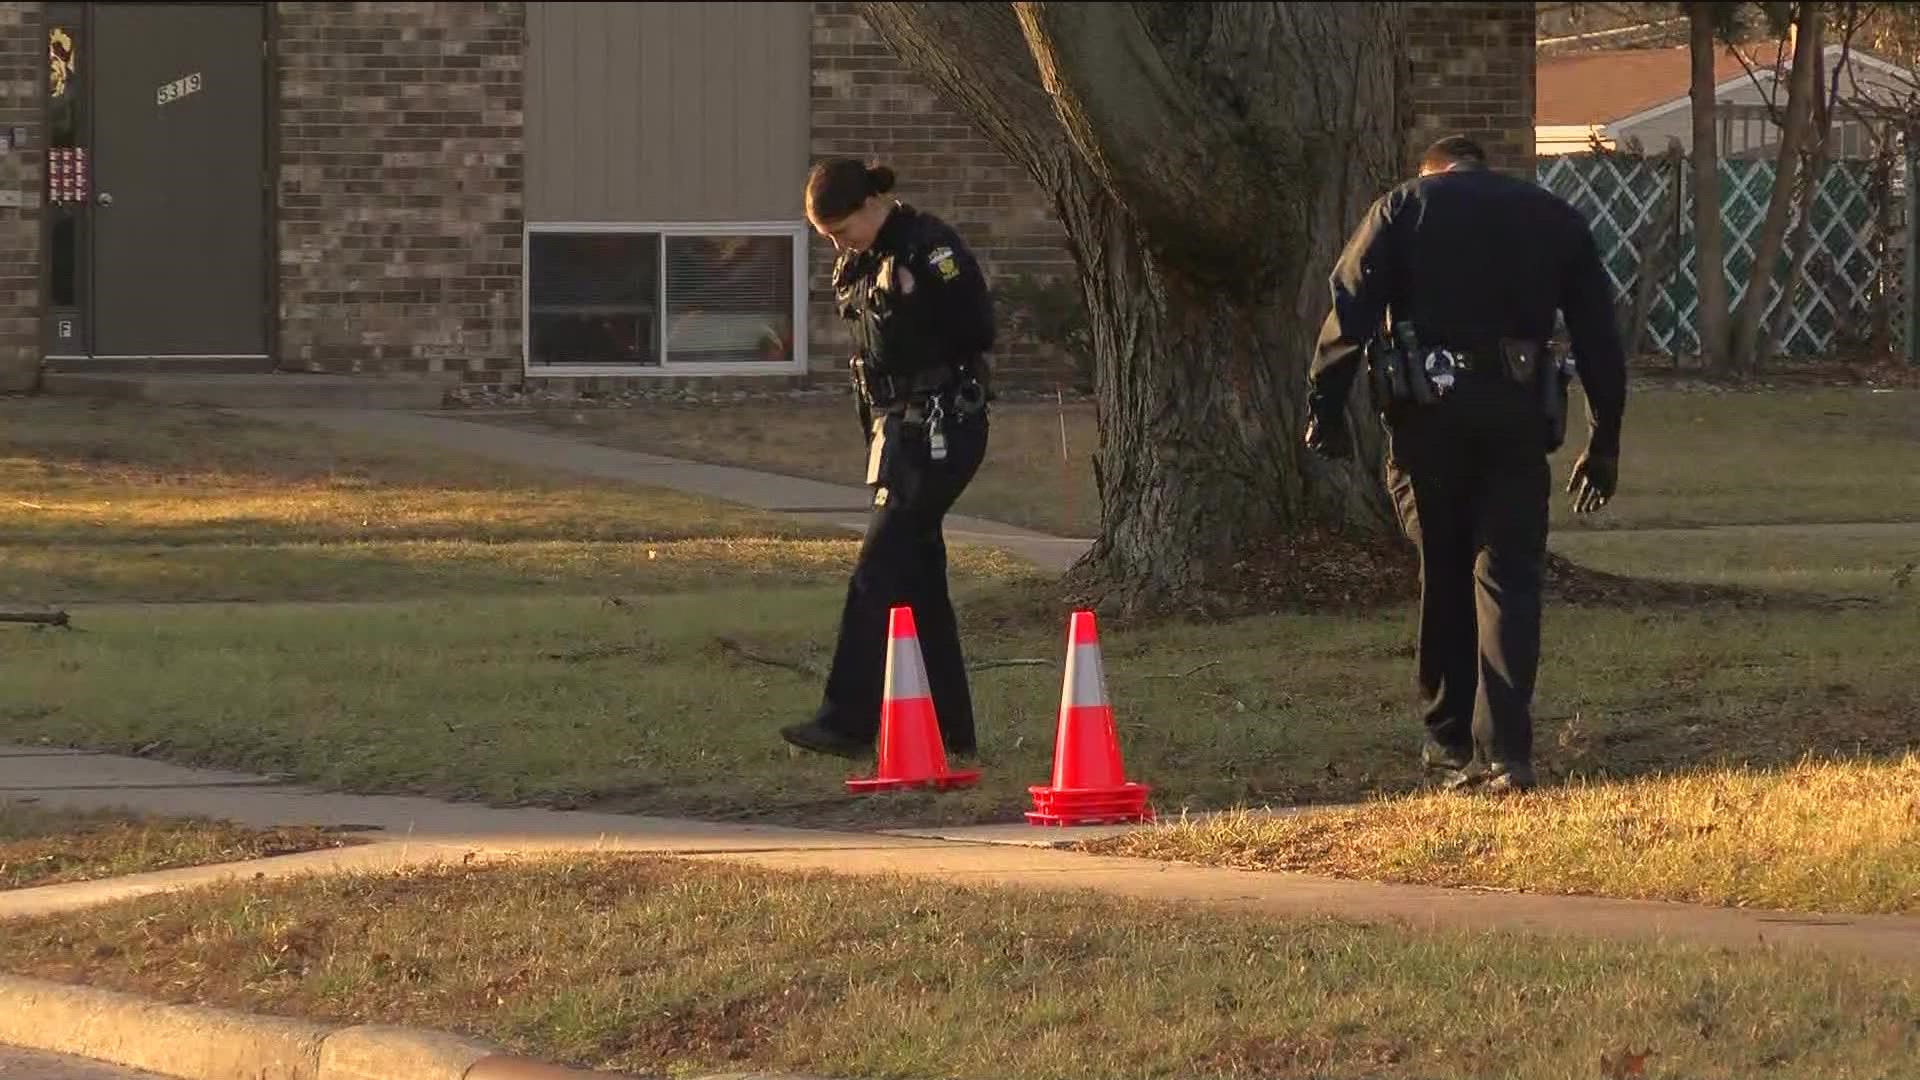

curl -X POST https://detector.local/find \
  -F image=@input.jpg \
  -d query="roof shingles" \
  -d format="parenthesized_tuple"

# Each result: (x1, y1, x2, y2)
(1537, 45, 1755, 125)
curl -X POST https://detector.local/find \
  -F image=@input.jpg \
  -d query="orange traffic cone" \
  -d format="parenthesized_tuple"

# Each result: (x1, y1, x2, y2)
(1027, 610, 1153, 826)
(846, 606, 981, 793)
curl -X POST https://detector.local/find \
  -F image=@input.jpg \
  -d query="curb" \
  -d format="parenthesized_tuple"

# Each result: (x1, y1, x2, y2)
(0, 973, 657, 1079)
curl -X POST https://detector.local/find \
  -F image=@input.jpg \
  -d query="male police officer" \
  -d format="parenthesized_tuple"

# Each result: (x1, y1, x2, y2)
(1302, 135, 1627, 795)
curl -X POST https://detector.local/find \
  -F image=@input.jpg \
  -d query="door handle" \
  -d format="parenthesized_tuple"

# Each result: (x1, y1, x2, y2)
(95, 192, 113, 207)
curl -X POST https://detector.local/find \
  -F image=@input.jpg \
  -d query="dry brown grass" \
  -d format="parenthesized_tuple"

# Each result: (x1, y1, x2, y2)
(1090, 754, 1920, 915)
(0, 801, 362, 891)
(1, 856, 1914, 1079)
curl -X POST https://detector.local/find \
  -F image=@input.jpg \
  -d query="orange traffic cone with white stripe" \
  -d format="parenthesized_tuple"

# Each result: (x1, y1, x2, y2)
(1026, 610, 1153, 826)
(846, 606, 981, 793)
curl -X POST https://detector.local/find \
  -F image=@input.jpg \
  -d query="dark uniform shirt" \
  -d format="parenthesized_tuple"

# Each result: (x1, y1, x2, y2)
(1308, 165, 1628, 456)
(834, 203, 995, 382)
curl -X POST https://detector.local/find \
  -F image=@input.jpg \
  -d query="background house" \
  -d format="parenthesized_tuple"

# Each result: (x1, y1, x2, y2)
(0, 1, 1539, 398)
(1538, 42, 1920, 160)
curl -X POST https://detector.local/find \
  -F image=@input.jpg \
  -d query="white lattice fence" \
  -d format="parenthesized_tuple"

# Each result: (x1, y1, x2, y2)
(1539, 152, 1903, 357)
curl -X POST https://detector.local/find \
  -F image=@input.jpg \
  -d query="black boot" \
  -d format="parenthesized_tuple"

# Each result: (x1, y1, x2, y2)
(779, 721, 871, 760)
(1484, 760, 1538, 794)
(1421, 737, 1474, 773)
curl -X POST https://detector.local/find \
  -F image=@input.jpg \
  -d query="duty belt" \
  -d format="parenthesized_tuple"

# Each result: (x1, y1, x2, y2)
(1424, 347, 1510, 382)
(860, 361, 957, 405)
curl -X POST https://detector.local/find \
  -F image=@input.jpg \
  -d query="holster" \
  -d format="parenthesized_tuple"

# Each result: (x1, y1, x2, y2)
(1499, 337, 1569, 451)
(1366, 332, 1430, 411)
(1543, 344, 1572, 452)
(1366, 336, 1406, 410)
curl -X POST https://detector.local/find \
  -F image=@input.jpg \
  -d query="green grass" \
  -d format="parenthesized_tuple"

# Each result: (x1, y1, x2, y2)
(0, 399, 863, 604)
(0, 801, 362, 891)
(1, 538, 1028, 606)
(479, 398, 1104, 538)
(474, 386, 1920, 539)
(1549, 522, 1919, 593)
(4, 588, 1915, 830)
(4, 391, 1920, 913)
(1, 857, 1914, 1079)
(1557, 386, 1920, 532)
(1090, 754, 1920, 916)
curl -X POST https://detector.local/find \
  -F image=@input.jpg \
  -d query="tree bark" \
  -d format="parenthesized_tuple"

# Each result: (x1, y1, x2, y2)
(863, 3, 1404, 605)
(1766, 31, 1836, 366)
(1730, 3, 1823, 371)
(1617, 144, 1686, 355)
(1690, 5, 1734, 371)
(1868, 128, 1897, 356)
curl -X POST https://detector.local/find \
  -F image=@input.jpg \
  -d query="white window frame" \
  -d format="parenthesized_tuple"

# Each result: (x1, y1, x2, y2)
(523, 220, 810, 377)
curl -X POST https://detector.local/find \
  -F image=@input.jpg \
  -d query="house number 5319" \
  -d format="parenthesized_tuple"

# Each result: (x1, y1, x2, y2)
(156, 72, 203, 106)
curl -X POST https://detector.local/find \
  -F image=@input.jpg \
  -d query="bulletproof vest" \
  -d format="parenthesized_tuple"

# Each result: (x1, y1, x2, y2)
(833, 249, 891, 365)
(835, 245, 920, 371)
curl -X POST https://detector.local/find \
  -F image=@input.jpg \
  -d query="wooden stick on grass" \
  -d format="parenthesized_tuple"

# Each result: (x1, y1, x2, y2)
(0, 610, 69, 628)
(714, 637, 824, 680)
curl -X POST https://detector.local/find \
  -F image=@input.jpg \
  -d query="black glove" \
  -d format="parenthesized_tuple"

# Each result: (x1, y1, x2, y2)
(1304, 413, 1352, 461)
(1567, 449, 1618, 514)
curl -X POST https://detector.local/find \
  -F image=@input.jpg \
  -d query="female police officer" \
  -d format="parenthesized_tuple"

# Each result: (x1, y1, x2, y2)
(779, 158, 995, 761)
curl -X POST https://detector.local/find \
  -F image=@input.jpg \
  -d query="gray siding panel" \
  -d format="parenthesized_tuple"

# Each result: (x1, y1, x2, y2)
(529, 2, 808, 222)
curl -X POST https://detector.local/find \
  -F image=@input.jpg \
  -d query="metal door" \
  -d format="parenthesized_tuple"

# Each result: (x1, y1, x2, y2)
(89, 3, 267, 359)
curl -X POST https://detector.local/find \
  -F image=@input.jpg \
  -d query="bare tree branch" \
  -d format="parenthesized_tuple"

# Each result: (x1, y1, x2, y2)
(1731, 34, 1792, 127)
(969, 658, 1056, 672)
(1138, 660, 1223, 680)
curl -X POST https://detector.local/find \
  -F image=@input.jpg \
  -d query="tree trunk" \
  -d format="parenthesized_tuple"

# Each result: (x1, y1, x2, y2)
(1868, 131, 1897, 357)
(863, 3, 1404, 605)
(1730, 3, 1823, 372)
(1617, 145, 1685, 355)
(1766, 35, 1836, 368)
(1058, 172, 1398, 601)
(1690, 6, 1734, 371)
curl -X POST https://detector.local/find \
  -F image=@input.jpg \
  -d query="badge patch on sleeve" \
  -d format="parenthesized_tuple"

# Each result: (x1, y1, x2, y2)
(928, 246, 961, 282)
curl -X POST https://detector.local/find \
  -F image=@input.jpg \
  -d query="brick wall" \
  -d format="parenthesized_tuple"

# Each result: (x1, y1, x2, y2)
(0, 2, 39, 392)
(808, 2, 1077, 385)
(276, 1, 523, 382)
(1406, 2, 1538, 177)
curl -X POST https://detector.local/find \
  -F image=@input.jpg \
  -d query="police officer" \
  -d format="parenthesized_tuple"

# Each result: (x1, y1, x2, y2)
(779, 158, 995, 761)
(1302, 135, 1628, 795)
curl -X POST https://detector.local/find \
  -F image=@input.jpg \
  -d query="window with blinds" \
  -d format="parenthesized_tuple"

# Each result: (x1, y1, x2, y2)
(528, 230, 798, 369)
(665, 235, 796, 364)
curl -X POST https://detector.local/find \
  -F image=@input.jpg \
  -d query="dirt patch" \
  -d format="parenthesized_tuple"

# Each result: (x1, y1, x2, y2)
(1026, 526, 1799, 625)
(1543, 553, 1781, 610)
(1628, 356, 1920, 391)
(606, 985, 823, 1065)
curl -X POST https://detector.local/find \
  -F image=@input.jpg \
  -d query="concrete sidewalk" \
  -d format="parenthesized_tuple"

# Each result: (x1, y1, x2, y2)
(5, 745, 1918, 966)
(240, 408, 1094, 574)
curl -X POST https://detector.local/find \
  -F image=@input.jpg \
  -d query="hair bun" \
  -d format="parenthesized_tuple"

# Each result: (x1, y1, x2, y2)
(865, 164, 897, 195)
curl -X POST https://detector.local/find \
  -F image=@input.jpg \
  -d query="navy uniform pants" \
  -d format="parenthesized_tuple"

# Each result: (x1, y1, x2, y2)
(1383, 377, 1551, 768)
(812, 407, 989, 754)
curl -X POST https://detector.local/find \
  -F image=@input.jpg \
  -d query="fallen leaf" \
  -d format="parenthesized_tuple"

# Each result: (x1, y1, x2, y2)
(1599, 1047, 1655, 1079)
